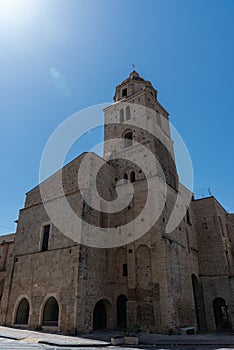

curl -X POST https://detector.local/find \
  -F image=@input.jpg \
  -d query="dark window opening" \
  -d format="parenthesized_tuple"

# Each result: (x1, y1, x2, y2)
(42, 225, 50, 252)
(130, 171, 135, 183)
(123, 173, 128, 181)
(126, 105, 130, 120)
(117, 295, 128, 329)
(122, 88, 127, 97)
(124, 131, 133, 148)
(123, 263, 128, 276)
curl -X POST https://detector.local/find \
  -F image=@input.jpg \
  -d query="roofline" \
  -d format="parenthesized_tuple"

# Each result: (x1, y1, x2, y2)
(193, 195, 233, 214)
(26, 151, 105, 195)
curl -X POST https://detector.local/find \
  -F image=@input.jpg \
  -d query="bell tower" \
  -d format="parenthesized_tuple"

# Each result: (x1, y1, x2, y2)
(103, 70, 178, 190)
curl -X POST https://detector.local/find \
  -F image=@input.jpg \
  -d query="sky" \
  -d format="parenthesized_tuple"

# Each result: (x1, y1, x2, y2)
(0, 0, 233, 235)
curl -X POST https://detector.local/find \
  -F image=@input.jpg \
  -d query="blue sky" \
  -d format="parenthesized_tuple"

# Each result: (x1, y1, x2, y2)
(0, 0, 233, 235)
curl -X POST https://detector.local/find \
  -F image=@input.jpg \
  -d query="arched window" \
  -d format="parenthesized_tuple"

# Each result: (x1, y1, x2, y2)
(42, 297, 59, 326)
(15, 298, 30, 324)
(123, 131, 133, 148)
(130, 171, 135, 183)
(123, 173, 128, 180)
(120, 109, 124, 123)
(126, 105, 130, 120)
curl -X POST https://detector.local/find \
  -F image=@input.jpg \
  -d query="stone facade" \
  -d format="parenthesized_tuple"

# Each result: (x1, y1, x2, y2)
(0, 71, 233, 334)
(0, 234, 15, 323)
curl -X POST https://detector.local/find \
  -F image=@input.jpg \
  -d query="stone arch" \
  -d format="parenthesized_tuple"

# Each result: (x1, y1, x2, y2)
(122, 167, 136, 183)
(123, 130, 133, 148)
(42, 296, 59, 326)
(93, 299, 112, 331)
(213, 297, 230, 331)
(136, 245, 152, 289)
(117, 294, 128, 329)
(130, 171, 135, 183)
(15, 297, 30, 325)
(191, 274, 207, 332)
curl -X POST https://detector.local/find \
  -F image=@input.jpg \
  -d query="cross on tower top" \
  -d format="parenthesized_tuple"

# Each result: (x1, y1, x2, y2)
(131, 64, 135, 71)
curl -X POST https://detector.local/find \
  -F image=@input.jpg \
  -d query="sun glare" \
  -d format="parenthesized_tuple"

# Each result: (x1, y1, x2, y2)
(0, 0, 41, 27)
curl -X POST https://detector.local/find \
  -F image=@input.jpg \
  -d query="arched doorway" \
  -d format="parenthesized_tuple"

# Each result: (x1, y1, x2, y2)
(42, 297, 59, 326)
(191, 274, 207, 332)
(117, 294, 127, 329)
(93, 300, 108, 330)
(213, 297, 230, 331)
(15, 298, 30, 324)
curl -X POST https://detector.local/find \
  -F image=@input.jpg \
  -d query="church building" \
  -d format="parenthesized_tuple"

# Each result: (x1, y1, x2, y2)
(0, 71, 234, 335)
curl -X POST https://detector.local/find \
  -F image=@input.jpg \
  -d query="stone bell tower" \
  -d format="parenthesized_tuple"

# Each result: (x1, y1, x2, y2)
(103, 70, 178, 190)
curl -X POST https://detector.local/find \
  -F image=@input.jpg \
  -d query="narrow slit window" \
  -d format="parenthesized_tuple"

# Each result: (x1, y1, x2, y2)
(130, 171, 135, 183)
(42, 225, 50, 252)
(120, 108, 124, 122)
(123, 263, 128, 276)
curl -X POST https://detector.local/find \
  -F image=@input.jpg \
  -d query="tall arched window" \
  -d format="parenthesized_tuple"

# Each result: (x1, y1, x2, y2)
(42, 297, 59, 326)
(120, 109, 124, 123)
(15, 298, 30, 324)
(123, 173, 128, 180)
(130, 171, 135, 183)
(123, 131, 133, 148)
(126, 105, 130, 120)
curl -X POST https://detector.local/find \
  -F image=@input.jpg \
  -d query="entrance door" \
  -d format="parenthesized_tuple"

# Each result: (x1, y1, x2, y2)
(117, 295, 127, 329)
(93, 300, 107, 330)
(213, 297, 230, 331)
